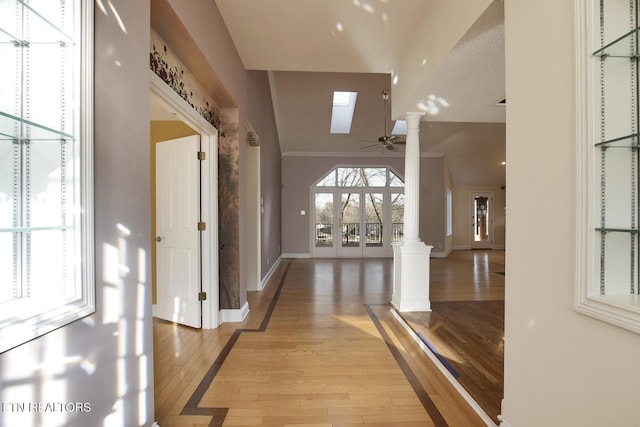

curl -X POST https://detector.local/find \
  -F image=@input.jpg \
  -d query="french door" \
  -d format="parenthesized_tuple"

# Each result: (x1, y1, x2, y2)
(314, 190, 395, 257)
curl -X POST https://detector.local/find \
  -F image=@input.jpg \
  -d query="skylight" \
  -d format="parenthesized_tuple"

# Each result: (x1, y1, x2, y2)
(330, 91, 357, 134)
(391, 120, 407, 135)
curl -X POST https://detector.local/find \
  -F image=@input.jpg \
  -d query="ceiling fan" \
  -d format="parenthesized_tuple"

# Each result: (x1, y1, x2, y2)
(361, 89, 405, 151)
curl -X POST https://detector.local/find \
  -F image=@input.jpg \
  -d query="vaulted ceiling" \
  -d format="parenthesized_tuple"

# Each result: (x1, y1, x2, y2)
(154, 0, 506, 186)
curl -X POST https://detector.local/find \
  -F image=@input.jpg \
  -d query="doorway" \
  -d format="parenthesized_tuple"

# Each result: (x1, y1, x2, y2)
(150, 74, 219, 329)
(154, 135, 202, 328)
(471, 192, 493, 249)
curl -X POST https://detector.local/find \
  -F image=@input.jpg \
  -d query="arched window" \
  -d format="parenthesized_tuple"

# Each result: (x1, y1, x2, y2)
(313, 167, 404, 258)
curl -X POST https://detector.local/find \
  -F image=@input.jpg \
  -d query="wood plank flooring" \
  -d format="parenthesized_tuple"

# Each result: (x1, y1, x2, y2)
(401, 250, 505, 423)
(153, 252, 504, 427)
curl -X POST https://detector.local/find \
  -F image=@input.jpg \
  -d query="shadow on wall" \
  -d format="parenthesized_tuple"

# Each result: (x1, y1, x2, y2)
(0, 221, 153, 426)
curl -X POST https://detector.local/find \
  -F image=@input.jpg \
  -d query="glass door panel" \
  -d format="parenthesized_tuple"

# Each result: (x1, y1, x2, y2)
(391, 192, 405, 243)
(314, 193, 334, 247)
(364, 192, 389, 257)
(339, 191, 362, 256)
(471, 192, 492, 249)
(364, 193, 383, 247)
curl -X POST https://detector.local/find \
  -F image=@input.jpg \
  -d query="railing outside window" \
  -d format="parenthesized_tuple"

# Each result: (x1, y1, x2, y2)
(314, 222, 405, 247)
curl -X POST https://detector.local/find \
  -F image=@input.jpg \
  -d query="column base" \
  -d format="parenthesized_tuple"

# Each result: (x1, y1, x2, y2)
(391, 241, 433, 312)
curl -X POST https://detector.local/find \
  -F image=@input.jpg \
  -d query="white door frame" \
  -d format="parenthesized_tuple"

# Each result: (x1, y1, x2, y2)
(245, 143, 261, 291)
(150, 71, 220, 329)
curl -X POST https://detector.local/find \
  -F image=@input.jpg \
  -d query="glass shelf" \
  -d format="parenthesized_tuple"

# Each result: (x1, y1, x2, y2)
(0, 1, 75, 45)
(596, 227, 640, 234)
(0, 111, 74, 141)
(595, 133, 639, 148)
(593, 26, 640, 58)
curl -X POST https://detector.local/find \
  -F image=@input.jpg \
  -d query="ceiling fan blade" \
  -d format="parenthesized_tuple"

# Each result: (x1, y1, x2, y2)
(393, 140, 406, 144)
(360, 143, 380, 150)
(385, 143, 395, 150)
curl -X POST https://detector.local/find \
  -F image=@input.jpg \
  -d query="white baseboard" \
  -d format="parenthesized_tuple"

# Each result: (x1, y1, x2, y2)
(451, 245, 505, 251)
(452, 245, 472, 250)
(497, 414, 512, 427)
(282, 252, 311, 259)
(430, 248, 453, 258)
(258, 256, 282, 290)
(220, 301, 250, 323)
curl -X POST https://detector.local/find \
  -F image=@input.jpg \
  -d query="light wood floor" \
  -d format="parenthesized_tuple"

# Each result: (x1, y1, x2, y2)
(153, 252, 504, 427)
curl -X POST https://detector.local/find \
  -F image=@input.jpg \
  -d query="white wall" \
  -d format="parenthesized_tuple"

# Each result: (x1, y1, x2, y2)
(502, 1, 640, 426)
(0, 2, 155, 426)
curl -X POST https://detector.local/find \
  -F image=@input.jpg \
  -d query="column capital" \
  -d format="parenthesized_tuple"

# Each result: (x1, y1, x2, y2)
(404, 112, 426, 127)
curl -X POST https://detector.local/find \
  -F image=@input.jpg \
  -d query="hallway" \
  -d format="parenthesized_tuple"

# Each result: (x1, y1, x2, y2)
(153, 254, 503, 426)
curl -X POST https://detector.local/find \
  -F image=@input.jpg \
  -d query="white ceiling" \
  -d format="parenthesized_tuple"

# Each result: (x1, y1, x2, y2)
(152, 0, 506, 186)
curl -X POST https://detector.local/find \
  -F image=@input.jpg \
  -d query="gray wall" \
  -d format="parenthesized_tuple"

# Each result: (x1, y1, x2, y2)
(282, 154, 447, 256)
(0, 1, 155, 426)
(247, 71, 283, 279)
(420, 156, 446, 253)
(166, 0, 281, 306)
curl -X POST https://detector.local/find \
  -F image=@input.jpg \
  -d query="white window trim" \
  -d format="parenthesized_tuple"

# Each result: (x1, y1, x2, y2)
(574, 0, 640, 333)
(0, 0, 95, 353)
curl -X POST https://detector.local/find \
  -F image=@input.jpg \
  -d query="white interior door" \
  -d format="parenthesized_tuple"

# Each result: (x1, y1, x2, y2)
(155, 135, 201, 328)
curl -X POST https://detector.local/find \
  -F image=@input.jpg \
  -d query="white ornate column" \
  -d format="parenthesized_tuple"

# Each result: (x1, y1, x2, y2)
(391, 112, 432, 312)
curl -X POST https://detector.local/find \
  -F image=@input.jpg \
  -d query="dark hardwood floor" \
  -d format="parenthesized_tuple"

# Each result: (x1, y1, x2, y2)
(399, 250, 505, 423)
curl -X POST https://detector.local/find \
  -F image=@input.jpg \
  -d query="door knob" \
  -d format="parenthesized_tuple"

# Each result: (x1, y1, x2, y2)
(155, 236, 163, 242)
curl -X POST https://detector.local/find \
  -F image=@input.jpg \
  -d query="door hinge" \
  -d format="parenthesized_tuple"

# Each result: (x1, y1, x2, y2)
(197, 151, 206, 160)
(198, 291, 207, 301)
(197, 222, 206, 231)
